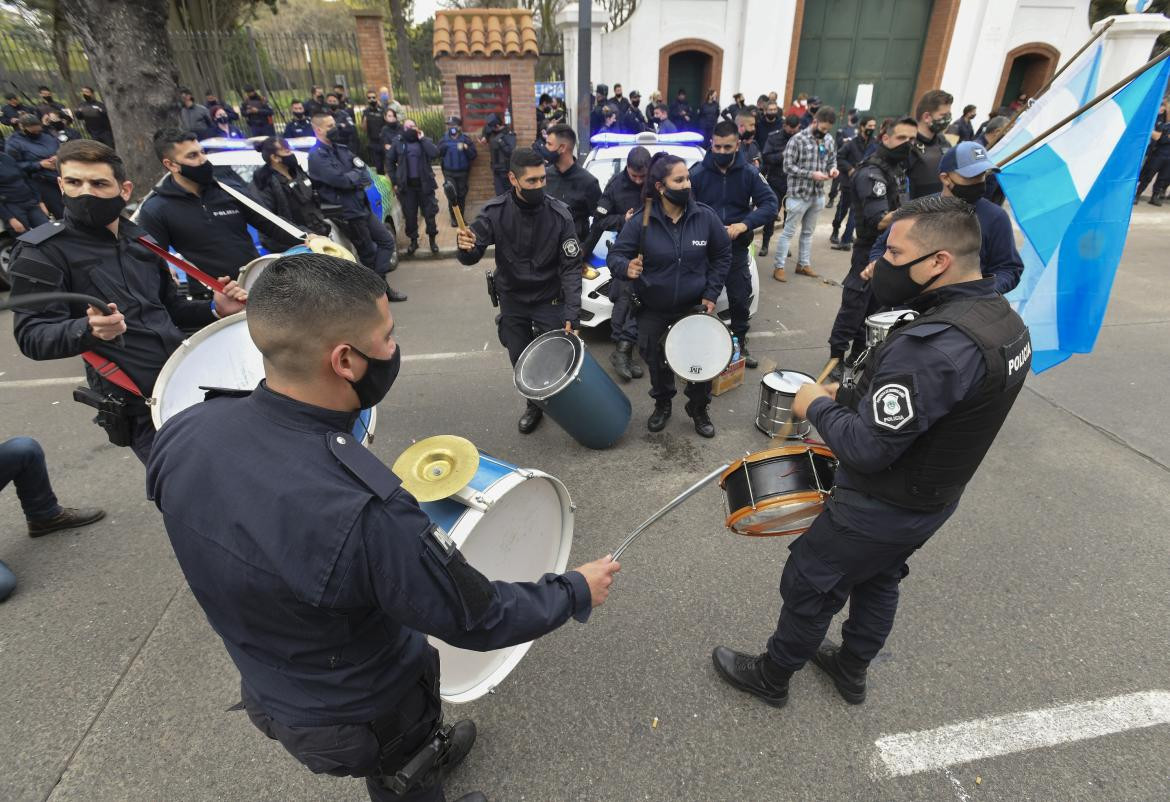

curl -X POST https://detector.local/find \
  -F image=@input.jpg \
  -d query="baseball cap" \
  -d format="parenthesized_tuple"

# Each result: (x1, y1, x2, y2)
(595, 83, 608, 95)
(938, 141, 1000, 178)
(629, 90, 641, 98)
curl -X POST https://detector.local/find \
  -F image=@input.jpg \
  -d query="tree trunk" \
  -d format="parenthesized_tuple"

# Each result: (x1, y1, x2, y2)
(50, 5, 74, 89)
(59, 0, 179, 196)
(388, 0, 420, 106)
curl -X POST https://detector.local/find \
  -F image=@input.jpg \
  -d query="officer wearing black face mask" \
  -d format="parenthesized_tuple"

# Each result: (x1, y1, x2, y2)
(620, 91, 647, 134)
(906, 89, 954, 199)
(713, 196, 1031, 711)
(253, 137, 331, 249)
(75, 86, 114, 148)
(138, 129, 303, 297)
(283, 101, 313, 138)
(9, 140, 247, 463)
(145, 252, 619, 802)
(241, 86, 275, 137)
(457, 147, 584, 434)
(826, 117, 917, 375)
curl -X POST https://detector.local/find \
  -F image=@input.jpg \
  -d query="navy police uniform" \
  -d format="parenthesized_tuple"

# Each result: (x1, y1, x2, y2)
(282, 116, 314, 139)
(769, 279, 1031, 671)
(906, 131, 951, 199)
(689, 149, 778, 355)
(8, 218, 219, 462)
(385, 134, 440, 244)
(437, 130, 477, 226)
(544, 159, 601, 243)
(828, 153, 908, 364)
(309, 140, 397, 276)
(146, 383, 593, 800)
(607, 198, 732, 407)
(582, 169, 645, 347)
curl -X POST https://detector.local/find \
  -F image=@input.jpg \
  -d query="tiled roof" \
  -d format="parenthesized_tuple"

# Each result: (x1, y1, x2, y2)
(433, 9, 540, 59)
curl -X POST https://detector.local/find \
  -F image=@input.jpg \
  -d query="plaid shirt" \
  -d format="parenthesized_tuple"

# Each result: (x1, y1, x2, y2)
(782, 127, 838, 200)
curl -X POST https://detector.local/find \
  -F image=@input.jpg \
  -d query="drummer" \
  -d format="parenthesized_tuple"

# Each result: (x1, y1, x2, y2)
(8, 140, 248, 463)
(146, 252, 621, 802)
(607, 153, 731, 437)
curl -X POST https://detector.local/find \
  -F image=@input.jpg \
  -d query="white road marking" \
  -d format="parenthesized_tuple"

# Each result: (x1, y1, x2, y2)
(0, 376, 85, 388)
(874, 690, 1170, 778)
(943, 768, 971, 801)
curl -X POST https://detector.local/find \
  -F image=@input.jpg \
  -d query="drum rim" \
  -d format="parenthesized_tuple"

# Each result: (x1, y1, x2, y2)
(150, 311, 250, 430)
(721, 443, 836, 484)
(664, 312, 734, 383)
(866, 309, 918, 325)
(726, 491, 828, 536)
(512, 330, 585, 401)
(761, 369, 815, 393)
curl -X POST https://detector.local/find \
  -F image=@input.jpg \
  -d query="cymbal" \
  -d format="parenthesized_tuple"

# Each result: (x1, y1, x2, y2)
(392, 435, 480, 502)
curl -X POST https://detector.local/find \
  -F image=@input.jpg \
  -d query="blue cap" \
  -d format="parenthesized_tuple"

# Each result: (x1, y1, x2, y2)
(938, 141, 999, 178)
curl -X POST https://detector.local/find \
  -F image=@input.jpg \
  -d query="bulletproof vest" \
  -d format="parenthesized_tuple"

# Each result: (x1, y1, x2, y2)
(854, 156, 904, 246)
(849, 293, 1031, 510)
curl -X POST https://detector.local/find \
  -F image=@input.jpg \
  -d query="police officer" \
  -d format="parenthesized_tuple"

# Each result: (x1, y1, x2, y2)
(177, 88, 213, 134)
(826, 117, 916, 376)
(830, 114, 877, 251)
(607, 153, 731, 437)
(145, 252, 620, 801)
(199, 108, 247, 141)
(721, 92, 748, 124)
(907, 89, 954, 198)
(240, 86, 275, 137)
(690, 120, 779, 369)
(543, 124, 602, 246)
(620, 90, 647, 134)
(1, 93, 35, 128)
(325, 92, 360, 151)
(0, 148, 49, 233)
(589, 84, 609, 136)
(74, 86, 113, 147)
(137, 129, 303, 296)
(583, 145, 652, 382)
(282, 100, 313, 138)
(456, 148, 584, 434)
(1135, 99, 1169, 206)
(482, 113, 515, 196)
(759, 114, 801, 257)
(363, 90, 387, 173)
(308, 112, 405, 298)
(713, 196, 1032, 708)
(9, 140, 247, 462)
(252, 137, 331, 249)
(385, 119, 440, 256)
(438, 116, 477, 227)
(5, 113, 64, 218)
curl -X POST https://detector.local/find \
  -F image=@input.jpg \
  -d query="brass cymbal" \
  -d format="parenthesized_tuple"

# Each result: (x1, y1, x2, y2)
(392, 435, 480, 502)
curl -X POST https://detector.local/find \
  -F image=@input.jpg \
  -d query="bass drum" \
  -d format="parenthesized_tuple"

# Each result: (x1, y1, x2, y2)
(237, 244, 313, 293)
(150, 313, 376, 444)
(418, 451, 574, 703)
(664, 312, 733, 383)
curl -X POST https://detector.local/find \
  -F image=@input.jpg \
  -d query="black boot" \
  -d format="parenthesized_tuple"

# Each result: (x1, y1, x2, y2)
(811, 641, 869, 704)
(27, 506, 105, 538)
(629, 351, 644, 378)
(740, 337, 758, 370)
(829, 230, 840, 245)
(759, 238, 769, 257)
(429, 234, 440, 253)
(1151, 195, 1164, 207)
(435, 719, 477, 780)
(685, 401, 715, 438)
(406, 238, 419, 256)
(386, 286, 408, 302)
(518, 404, 543, 434)
(711, 646, 792, 707)
(647, 400, 671, 432)
(610, 341, 634, 381)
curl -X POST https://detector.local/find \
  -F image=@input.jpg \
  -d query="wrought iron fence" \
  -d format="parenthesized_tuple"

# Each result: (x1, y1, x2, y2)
(0, 30, 93, 102)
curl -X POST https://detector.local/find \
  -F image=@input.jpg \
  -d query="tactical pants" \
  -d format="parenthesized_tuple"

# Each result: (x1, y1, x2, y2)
(400, 184, 439, 240)
(766, 492, 954, 671)
(32, 177, 63, 219)
(828, 243, 880, 361)
(339, 213, 398, 276)
(5, 201, 48, 232)
(608, 278, 637, 345)
(831, 187, 855, 243)
(443, 170, 469, 223)
(498, 296, 565, 411)
(1136, 152, 1169, 198)
(243, 651, 444, 802)
(724, 247, 752, 342)
(492, 170, 510, 197)
(636, 307, 711, 407)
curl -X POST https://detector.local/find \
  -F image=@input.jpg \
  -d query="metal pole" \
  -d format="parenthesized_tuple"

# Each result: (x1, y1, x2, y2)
(611, 463, 730, 561)
(577, 2, 592, 158)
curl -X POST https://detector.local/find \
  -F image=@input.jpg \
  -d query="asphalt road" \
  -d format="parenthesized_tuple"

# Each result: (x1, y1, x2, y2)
(1, 205, 1168, 802)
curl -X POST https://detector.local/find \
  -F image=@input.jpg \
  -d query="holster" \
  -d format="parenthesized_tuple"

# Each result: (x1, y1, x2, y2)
(485, 270, 499, 307)
(72, 386, 144, 448)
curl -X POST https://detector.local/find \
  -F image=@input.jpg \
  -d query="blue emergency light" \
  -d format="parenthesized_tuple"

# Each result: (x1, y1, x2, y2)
(589, 131, 705, 147)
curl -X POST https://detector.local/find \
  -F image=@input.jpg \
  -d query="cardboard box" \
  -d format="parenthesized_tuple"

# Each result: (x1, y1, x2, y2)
(712, 358, 746, 396)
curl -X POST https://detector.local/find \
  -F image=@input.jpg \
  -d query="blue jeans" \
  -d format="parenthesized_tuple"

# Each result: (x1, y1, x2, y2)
(1, 437, 61, 522)
(773, 194, 825, 270)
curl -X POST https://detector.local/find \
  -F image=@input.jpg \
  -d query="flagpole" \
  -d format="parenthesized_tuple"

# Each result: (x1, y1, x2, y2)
(995, 46, 1170, 168)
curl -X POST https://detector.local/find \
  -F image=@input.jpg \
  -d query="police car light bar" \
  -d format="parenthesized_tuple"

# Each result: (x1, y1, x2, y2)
(589, 131, 705, 147)
(199, 137, 254, 152)
(285, 136, 319, 151)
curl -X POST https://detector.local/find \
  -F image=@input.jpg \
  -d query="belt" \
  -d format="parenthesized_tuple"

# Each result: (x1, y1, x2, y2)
(827, 485, 898, 512)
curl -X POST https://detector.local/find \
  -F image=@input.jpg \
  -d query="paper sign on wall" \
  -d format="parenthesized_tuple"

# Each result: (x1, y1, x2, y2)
(854, 83, 874, 112)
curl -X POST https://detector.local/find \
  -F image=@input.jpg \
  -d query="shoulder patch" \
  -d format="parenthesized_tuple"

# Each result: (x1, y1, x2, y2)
(871, 180, 887, 198)
(872, 380, 916, 431)
(17, 220, 67, 245)
(352, 157, 366, 169)
(899, 321, 952, 338)
(327, 431, 400, 500)
(562, 237, 581, 258)
(200, 386, 253, 401)
(547, 197, 573, 222)
(482, 193, 508, 208)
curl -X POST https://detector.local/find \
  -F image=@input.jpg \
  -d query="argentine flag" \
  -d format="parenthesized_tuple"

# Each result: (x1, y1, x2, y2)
(1000, 55, 1170, 373)
(989, 40, 1103, 162)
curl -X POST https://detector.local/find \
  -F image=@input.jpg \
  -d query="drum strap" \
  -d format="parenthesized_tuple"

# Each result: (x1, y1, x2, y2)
(81, 351, 144, 397)
(135, 236, 228, 294)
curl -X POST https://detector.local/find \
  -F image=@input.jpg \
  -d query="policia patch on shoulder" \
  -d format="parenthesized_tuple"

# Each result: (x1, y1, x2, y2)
(871, 181, 887, 198)
(562, 238, 581, 258)
(872, 380, 915, 431)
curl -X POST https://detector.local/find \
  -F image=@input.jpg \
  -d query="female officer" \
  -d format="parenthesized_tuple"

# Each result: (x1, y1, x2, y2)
(607, 153, 731, 437)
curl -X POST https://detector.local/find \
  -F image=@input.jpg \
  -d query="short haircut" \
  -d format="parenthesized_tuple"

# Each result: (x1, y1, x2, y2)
(884, 116, 918, 137)
(243, 85, 255, 93)
(153, 127, 199, 161)
(815, 107, 837, 124)
(757, 94, 769, 104)
(290, 99, 304, 107)
(713, 120, 738, 138)
(17, 113, 39, 127)
(38, 85, 50, 92)
(4, 93, 16, 100)
(178, 87, 193, 97)
(539, 93, 552, 104)
(963, 104, 976, 114)
(57, 139, 127, 183)
(654, 103, 669, 115)
(735, 109, 756, 123)
(613, 83, 622, 89)
(247, 253, 388, 377)
(890, 195, 981, 272)
(626, 145, 651, 171)
(258, 137, 287, 162)
(784, 114, 801, 127)
(81, 85, 93, 93)
(915, 89, 954, 119)
(547, 123, 576, 148)
(510, 146, 546, 175)
(311, 111, 334, 125)
(325, 93, 339, 101)
(985, 115, 1010, 133)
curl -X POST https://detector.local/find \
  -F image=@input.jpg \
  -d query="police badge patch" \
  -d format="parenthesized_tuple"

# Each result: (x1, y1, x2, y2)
(872, 181, 887, 198)
(353, 157, 366, 168)
(562, 238, 581, 258)
(872, 382, 915, 430)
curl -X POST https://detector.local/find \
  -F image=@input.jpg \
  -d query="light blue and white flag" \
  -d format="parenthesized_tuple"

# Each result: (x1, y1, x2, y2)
(1000, 55, 1170, 373)
(989, 40, 1102, 162)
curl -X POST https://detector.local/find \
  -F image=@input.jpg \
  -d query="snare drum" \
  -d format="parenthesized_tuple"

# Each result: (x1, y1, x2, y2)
(755, 370, 815, 439)
(720, 444, 837, 537)
(418, 452, 574, 703)
(237, 244, 313, 292)
(664, 312, 733, 383)
(865, 309, 918, 347)
(151, 313, 376, 444)
(514, 330, 631, 449)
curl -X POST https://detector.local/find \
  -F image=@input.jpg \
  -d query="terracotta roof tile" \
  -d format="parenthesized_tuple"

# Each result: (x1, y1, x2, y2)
(433, 9, 539, 59)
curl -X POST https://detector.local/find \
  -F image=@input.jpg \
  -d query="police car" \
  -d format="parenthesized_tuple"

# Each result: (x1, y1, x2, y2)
(578, 131, 760, 329)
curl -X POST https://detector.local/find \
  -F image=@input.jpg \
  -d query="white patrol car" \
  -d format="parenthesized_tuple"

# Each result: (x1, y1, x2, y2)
(578, 131, 760, 329)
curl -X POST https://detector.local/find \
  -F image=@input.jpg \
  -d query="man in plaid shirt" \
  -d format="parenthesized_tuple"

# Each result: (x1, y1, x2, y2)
(772, 107, 839, 281)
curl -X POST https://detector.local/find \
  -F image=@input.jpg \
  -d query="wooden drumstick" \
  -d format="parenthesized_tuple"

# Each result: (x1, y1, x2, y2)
(772, 357, 840, 441)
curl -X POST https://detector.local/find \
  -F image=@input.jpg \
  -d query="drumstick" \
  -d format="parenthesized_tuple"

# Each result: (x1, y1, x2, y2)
(443, 180, 467, 230)
(638, 197, 652, 256)
(136, 237, 230, 295)
(772, 357, 840, 441)
(611, 463, 730, 561)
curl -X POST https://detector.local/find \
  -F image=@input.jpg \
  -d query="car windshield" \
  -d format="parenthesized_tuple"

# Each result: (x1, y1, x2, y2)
(585, 157, 623, 186)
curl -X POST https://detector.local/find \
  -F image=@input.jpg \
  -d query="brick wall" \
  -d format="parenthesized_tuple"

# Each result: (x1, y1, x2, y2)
(354, 11, 393, 95)
(436, 55, 538, 205)
(913, 0, 961, 106)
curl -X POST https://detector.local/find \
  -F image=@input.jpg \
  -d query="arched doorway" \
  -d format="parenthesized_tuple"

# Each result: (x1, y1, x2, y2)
(658, 39, 722, 109)
(996, 43, 1060, 110)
